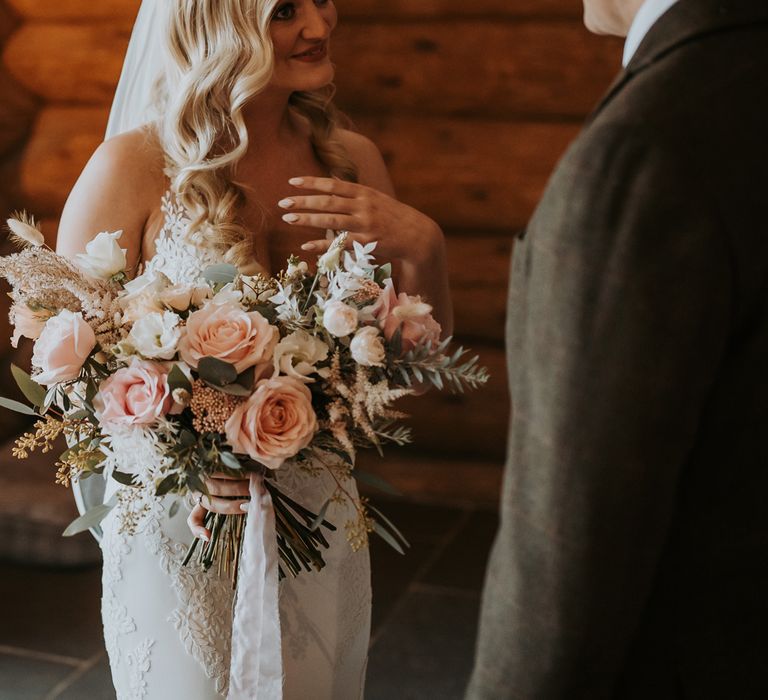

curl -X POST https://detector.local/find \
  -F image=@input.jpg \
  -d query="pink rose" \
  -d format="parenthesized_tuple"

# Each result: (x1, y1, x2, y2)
(11, 304, 53, 348)
(371, 279, 442, 354)
(225, 376, 317, 470)
(178, 301, 278, 374)
(32, 309, 97, 385)
(93, 360, 173, 427)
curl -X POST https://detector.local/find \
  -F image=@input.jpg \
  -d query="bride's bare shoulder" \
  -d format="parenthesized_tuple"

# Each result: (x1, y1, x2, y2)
(334, 127, 395, 195)
(57, 125, 167, 263)
(87, 125, 166, 197)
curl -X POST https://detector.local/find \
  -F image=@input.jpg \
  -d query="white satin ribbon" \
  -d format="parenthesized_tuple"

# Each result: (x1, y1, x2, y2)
(228, 473, 283, 699)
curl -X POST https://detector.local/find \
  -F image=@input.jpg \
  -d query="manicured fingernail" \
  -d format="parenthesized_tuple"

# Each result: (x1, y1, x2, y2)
(201, 532, 210, 542)
(301, 243, 316, 251)
(240, 502, 250, 513)
(282, 213, 299, 223)
(289, 177, 304, 186)
(278, 198, 295, 209)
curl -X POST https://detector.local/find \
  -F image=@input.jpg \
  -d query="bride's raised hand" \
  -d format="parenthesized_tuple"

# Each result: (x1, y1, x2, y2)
(278, 176, 443, 268)
(187, 472, 251, 541)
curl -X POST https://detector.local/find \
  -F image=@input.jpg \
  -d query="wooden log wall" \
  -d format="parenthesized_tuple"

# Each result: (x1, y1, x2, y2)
(0, 2, 38, 442)
(0, 0, 623, 463)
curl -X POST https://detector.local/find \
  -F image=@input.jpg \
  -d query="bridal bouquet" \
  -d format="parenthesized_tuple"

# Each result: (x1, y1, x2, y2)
(0, 215, 488, 581)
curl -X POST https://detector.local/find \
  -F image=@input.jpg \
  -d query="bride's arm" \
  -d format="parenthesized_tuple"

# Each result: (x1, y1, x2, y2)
(279, 131, 454, 337)
(56, 129, 161, 266)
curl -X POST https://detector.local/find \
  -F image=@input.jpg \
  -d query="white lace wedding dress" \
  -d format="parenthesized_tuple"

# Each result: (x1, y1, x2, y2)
(98, 192, 372, 699)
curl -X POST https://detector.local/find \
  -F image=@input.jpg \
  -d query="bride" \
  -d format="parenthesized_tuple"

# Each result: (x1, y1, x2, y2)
(55, 0, 451, 698)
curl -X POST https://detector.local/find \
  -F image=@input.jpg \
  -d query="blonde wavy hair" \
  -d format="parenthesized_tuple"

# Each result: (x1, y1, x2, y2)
(157, 0, 358, 271)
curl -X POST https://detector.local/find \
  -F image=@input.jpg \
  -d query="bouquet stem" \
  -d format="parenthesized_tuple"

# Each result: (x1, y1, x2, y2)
(182, 479, 337, 587)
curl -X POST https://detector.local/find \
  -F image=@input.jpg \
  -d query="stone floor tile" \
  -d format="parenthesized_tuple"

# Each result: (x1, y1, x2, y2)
(54, 655, 116, 700)
(0, 653, 73, 700)
(0, 563, 103, 659)
(366, 587, 481, 700)
(420, 509, 498, 592)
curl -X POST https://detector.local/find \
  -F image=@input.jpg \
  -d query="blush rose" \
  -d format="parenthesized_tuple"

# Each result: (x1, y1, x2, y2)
(225, 376, 318, 470)
(178, 301, 279, 374)
(372, 279, 442, 353)
(93, 359, 174, 428)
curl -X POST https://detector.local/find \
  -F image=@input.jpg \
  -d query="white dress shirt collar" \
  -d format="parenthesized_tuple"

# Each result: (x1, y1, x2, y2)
(623, 0, 680, 66)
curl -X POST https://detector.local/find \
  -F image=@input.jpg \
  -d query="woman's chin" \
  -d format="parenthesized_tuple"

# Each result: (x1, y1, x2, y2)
(274, 65, 335, 93)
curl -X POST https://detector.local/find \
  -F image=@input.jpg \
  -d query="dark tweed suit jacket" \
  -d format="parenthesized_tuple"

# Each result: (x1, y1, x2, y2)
(466, 1, 768, 698)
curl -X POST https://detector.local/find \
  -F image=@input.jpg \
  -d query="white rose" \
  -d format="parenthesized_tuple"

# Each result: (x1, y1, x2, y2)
(118, 272, 167, 322)
(75, 231, 127, 280)
(32, 310, 96, 385)
(350, 326, 386, 367)
(323, 300, 358, 338)
(211, 285, 244, 306)
(128, 311, 182, 360)
(273, 330, 329, 383)
(159, 283, 211, 312)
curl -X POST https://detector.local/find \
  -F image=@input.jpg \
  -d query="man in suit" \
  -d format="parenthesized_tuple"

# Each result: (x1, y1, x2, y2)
(466, 0, 768, 697)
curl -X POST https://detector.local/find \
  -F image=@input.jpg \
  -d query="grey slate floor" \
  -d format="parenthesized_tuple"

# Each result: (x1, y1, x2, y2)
(0, 501, 497, 700)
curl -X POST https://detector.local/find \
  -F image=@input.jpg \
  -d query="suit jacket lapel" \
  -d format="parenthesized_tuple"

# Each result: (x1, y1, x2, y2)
(589, 0, 768, 121)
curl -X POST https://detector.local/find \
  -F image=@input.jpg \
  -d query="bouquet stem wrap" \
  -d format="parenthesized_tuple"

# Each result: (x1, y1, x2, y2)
(228, 472, 283, 699)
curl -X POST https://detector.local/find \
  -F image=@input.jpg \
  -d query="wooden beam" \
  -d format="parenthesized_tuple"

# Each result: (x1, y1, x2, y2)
(3, 21, 622, 118)
(355, 452, 503, 509)
(354, 115, 578, 229)
(333, 21, 621, 118)
(5, 0, 139, 21)
(2, 23, 130, 104)
(20, 107, 577, 230)
(7, 0, 580, 23)
(339, 0, 582, 20)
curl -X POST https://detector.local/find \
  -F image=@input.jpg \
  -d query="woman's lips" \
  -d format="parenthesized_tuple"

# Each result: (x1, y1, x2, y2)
(292, 43, 328, 62)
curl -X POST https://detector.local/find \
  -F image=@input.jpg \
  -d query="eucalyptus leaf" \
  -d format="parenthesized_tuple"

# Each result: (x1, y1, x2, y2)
(216, 383, 253, 397)
(112, 470, 136, 486)
(236, 366, 256, 391)
(353, 469, 402, 496)
(252, 305, 277, 324)
(372, 521, 405, 555)
(375, 262, 392, 284)
(67, 408, 91, 421)
(43, 385, 57, 412)
(179, 430, 197, 449)
(203, 263, 238, 285)
(156, 474, 179, 496)
(0, 396, 39, 416)
(59, 437, 93, 462)
(11, 364, 46, 407)
(169, 500, 181, 519)
(85, 378, 97, 405)
(390, 326, 403, 358)
(187, 473, 209, 497)
(168, 364, 192, 393)
(63, 499, 116, 537)
(198, 356, 238, 387)
(220, 451, 242, 470)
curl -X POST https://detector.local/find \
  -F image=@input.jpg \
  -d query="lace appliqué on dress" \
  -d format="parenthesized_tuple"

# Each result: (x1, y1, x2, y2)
(127, 638, 155, 700)
(143, 192, 222, 285)
(142, 498, 234, 695)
